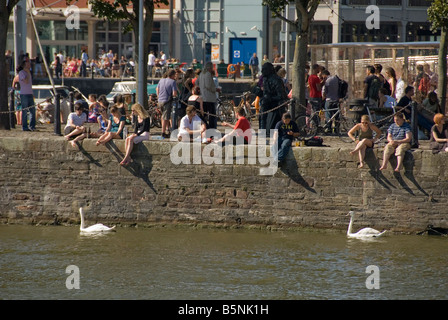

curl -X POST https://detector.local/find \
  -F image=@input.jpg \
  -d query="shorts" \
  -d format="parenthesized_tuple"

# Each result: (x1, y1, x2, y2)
(383, 142, 411, 158)
(64, 125, 85, 137)
(158, 101, 172, 121)
(133, 131, 150, 144)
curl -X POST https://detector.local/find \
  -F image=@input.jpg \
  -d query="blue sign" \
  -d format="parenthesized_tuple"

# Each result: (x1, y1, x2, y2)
(234, 50, 240, 58)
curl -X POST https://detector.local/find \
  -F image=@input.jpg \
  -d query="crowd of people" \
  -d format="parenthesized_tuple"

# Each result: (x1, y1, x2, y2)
(8, 47, 448, 170)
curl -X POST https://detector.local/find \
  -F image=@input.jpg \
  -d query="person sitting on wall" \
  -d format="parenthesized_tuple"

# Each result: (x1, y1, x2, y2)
(64, 102, 88, 149)
(215, 106, 252, 145)
(120, 103, 151, 166)
(272, 112, 300, 164)
(429, 113, 448, 154)
(95, 105, 126, 146)
(348, 114, 382, 169)
(177, 105, 207, 143)
(379, 112, 412, 172)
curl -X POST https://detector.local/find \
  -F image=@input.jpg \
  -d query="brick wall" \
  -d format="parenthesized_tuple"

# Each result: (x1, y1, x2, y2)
(1, 136, 447, 233)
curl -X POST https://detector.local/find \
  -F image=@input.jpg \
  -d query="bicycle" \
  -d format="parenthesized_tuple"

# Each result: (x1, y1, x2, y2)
(296, 101, 357, 143)
(233, 91, 255, 123)
(147, 95, 162, 128)
(216, 95, 235, 123)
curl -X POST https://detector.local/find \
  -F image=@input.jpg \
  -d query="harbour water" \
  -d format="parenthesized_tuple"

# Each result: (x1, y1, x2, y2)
(1, 224, 447, 300)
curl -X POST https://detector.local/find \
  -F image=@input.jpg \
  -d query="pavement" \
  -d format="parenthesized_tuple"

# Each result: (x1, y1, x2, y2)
(2, 119, 431, 152)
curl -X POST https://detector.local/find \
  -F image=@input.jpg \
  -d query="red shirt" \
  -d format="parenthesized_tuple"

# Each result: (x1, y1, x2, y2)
(233, 116, 252, 143)
(308, 74, 322, 98)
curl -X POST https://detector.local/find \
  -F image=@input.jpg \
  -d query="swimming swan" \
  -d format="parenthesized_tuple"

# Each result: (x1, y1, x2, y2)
(347, 211, 386, 239)
(79, 207, 116, 233)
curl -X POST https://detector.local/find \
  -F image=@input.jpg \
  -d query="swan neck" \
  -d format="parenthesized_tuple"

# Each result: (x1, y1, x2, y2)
(79, 208, 85, 229)
(347, 216, 354, 235)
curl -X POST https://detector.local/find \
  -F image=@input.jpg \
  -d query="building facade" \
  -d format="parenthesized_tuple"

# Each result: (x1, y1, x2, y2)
(6, 0, 438, 68)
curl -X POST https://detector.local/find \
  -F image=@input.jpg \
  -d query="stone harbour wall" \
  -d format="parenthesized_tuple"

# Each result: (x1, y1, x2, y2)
(0, 136, 447, 234)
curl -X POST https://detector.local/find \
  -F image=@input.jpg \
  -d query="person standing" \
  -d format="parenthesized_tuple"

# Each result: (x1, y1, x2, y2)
(248, 53, 259, 81)
(148, 51, 156, 78)
(18, 60, 36, 131)
(321, 70, 339, 124)
(157, 69, 178, 138)
(80, 49, 88, 77)
(308, 64, 324, 113)
(198, 62, 217, 129)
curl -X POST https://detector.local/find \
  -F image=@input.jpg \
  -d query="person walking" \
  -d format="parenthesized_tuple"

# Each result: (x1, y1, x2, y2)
(249, 53, 259, 81)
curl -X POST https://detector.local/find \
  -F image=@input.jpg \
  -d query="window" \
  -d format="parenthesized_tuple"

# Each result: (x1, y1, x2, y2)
(408, 0, 432, 6)
(341, 22, 399, 42)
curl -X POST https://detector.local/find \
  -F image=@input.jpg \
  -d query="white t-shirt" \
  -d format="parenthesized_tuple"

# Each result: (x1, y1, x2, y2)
(178, 115, 203, 136)
(65, 112, 87, 129)
(148, 53, 156, 66)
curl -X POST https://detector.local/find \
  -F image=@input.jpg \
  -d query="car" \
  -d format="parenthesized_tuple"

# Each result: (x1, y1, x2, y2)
(106, 81, 158, 103)
(31, 85, 75, 124)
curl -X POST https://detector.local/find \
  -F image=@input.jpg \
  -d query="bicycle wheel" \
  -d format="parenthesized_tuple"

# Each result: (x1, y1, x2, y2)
(337, 117, 356, 143)
(297, 115, 317, 138)
(217, 101, 235, 123)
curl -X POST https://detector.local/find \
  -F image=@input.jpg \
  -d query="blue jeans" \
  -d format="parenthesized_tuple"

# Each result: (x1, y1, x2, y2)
(20, 94, 36, 131)
(273, 136, 293, 162)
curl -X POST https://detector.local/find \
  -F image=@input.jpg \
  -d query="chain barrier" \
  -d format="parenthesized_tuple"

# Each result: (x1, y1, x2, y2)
(178, 96, 306, 121)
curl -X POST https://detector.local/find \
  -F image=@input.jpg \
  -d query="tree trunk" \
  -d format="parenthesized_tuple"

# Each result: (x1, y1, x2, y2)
(438, 27, 447, 114)
(292, 29, 309, 122)
(0, 8, 11, 130)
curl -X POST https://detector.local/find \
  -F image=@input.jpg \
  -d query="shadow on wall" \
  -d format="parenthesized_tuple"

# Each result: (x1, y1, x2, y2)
(365, 149, 429, 197)
(105, 141, 157, 194)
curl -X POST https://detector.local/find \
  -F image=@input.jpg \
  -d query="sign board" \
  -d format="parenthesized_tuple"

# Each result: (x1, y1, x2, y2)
(211, 44, 220, 62)
(233, 50, 240, 59)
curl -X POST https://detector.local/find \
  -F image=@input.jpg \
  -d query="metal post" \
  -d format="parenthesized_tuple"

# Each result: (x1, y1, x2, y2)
(54, 93, 62, 136)
(137, 0, 144, 105)
(69, 91, 75, 113)
(9, 90, 16, 129)
(171, 97, 178, 131)
(411, 101, 418, 148)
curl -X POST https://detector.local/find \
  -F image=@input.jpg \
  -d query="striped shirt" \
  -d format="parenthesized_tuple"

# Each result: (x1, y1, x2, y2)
(388, 122, 411, 140)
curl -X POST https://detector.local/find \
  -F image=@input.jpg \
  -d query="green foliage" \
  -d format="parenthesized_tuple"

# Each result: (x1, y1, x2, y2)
(427, 0, 448, 31)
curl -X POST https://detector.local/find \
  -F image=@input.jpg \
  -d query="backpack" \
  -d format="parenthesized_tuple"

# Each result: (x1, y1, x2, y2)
(368, 76, 381, 101)
(336, 76, 348, 99)
(305, 136, 323, 146)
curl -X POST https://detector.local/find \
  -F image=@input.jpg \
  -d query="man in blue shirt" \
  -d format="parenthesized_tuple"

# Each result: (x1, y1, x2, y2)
(379, 112, 412, 172)
(248, 53, 259, 81)
(272, 112, 300, 163)
(157, 69, 178, 138)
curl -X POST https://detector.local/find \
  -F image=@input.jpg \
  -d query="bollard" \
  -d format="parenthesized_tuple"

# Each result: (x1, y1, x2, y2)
(9, 90, 15, 129)
(411, 101, 418, 148)
(68, 91, 74, 113)
(171, 98, 178, 131)
(54, 93, 62, 136)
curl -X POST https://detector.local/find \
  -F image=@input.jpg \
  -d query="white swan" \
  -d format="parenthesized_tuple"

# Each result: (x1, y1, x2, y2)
(79, 207, 116, 233)
(347, 211, 386, 239)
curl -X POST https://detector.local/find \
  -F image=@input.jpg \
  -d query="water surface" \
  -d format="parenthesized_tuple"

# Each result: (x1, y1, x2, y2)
(1, 225, 447, 300)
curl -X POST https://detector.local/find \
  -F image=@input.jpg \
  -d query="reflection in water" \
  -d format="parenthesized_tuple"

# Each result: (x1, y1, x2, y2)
(0, 225, 447, 300)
